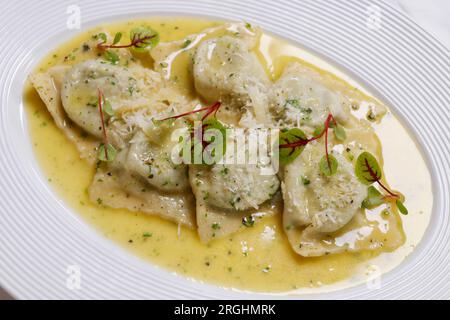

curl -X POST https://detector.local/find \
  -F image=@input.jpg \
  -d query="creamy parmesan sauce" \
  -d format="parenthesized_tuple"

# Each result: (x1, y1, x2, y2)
(24, 18, 433, 293)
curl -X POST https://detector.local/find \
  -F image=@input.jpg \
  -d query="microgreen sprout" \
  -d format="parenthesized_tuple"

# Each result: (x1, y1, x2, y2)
(356, 151, 407, 214)
(279, 113, 345, 176)
(97, 88, 116, 162)
(158, 102, 226, 164)
(97, 26, 159, 51)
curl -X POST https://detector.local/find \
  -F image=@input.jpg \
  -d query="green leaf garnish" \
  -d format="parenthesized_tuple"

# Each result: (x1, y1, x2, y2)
(158, 102, 224, 165)
(103, 100, 114, 117)
(333, 124, 347, 141)
(98, 143, 117, 162)
(355, 151, 381, 185)
(203, 118, 226, 140)
(96, 27, 159, 51)
(97, 32, 107, 43)
(362, 186, 384, 209)
(284, 99, 300, 109)
(319, 154, 338, 176)
(396, 200, 408, 215)
(130, 26, 160, 52)
(313, 124, 325, 136)
(197, 118, 227, 164)
(279, 128, 307, 165)
(113, 32, 122, 45)
(355, 151, 406, 210)
(104, 50, 119, 65)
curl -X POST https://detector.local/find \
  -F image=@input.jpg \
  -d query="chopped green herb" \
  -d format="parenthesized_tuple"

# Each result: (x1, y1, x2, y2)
(301, 175, 310, 185)
(262, 265, 271, 273)
(242, 216, 255, 227)
(212, 223, 221, 230)
(284, 99, 300, 109)
(182, 39, 192, 48)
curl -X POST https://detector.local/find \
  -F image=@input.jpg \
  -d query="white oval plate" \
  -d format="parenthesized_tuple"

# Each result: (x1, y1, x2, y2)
(0, 0, 449, 299)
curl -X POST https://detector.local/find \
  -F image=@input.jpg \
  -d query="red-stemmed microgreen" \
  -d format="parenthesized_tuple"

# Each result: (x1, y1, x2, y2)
(96, 27, 159, 65)
(96, 27, 159, 51)
(278, 128, 308, 165)
(97, 89, 116, 162)
(160, 101, 222, 123)
(355, 152, 396, 196)
(356, 151, 407, 214)
(279, 113, 343, 176)
(158, 102, 226, 164)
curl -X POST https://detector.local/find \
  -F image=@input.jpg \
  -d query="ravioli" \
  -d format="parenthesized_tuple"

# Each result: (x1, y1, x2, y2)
(151, 22, 261, 73)
(31, 54, 197, 227)
(90, 161, 195, 227)
(29, 66, 99, 164)
(271, 62, 352, 133)
(125, 129, 190, 193)
(185, 127, 280, 242)
(283, 143, 367, 233)
(189, 164, 280, 242)
(193, 35, 271, 124)
(195, 163, 279, 211)
(60, 59, 163, 138)
(282, 126, 404, 256)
